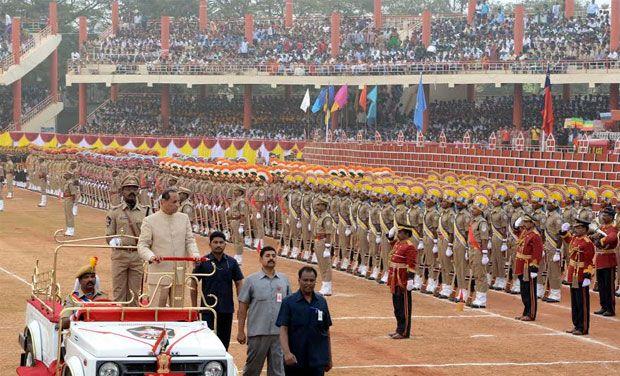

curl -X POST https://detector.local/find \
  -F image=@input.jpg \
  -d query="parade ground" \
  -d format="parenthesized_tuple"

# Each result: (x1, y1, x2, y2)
(1, 188, 619, 376)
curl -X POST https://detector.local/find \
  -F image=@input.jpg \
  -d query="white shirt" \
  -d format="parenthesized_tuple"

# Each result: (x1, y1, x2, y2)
(587, 3, 599, 15)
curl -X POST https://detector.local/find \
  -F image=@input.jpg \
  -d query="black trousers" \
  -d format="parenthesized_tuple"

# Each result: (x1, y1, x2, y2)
(284, 366, 324, 376)
(519, 274, 537, 319)
(596, 268, 616, 315)
(392, 286, 412, 337)
(203, 311, 234, 350)
(570, 285, 590, 334)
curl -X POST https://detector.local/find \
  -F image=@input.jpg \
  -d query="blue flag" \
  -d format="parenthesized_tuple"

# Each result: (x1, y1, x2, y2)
(328, 85, 335, 107)
(311, 88, 326, 114)
(413, 74, 426, 132)
(367, 86, 378, 103)
(367, 101, 377, 125)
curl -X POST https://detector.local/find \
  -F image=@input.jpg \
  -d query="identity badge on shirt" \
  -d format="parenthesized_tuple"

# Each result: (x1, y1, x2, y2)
(317, 309, 323, 322)
(276, 293, 283, 302)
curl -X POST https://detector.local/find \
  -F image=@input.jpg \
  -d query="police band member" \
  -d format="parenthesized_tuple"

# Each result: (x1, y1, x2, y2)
(387, 223, 417, 339)
(514, 214, 543, 321)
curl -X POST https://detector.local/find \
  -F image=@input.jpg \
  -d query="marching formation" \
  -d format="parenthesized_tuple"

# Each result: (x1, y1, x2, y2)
(1, 146, 619, 338)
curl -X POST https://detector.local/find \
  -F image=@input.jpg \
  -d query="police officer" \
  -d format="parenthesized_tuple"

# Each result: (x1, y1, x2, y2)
(230, 185, 249, 265)
(4, 156, 14, 199)
(314, 196, 336, 296)
(514, 214, 543, 321)
(106, 175, 150, 305)
(62, 171, 80, 236)
(468, 194, 491, 308)
(542, 189, 564, 303)
(592, 207, 618, 316)
(489, 187, 509, 291)
(178, 186, 196, 231)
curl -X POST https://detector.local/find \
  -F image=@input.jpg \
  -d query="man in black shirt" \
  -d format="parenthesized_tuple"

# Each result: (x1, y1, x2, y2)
(191, 231, 244, 350)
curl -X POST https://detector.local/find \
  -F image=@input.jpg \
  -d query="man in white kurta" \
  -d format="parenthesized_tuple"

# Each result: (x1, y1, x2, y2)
(138, 189, 200, 307)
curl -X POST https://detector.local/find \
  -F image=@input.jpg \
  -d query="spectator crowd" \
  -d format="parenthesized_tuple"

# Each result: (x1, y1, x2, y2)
(76, 3, 615, 75)
(76, 90, 610, 146)
(0, 83, 51, 129)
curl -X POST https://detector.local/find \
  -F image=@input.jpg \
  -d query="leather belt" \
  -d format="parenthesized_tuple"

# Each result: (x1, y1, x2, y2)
(390, 262, 407, 268)
(516, 253, 532, 260)
(569, 260, 584, 267)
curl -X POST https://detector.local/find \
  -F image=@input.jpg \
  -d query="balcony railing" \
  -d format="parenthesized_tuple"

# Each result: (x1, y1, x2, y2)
(4, 93, 60, 131)
(0, 25, 53, 72)
(67, 57, 620, 77)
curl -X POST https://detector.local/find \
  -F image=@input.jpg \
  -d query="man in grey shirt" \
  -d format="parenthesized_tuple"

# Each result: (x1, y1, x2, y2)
(237, 246, 291, 376)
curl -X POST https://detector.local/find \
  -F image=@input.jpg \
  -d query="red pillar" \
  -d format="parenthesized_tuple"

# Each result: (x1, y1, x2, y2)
(245, 14, 254, 45)
(562, 84, 571, 103)
(565, 0, 575, 19)
(284, 0, 293, 29)
(161, 16, 170, 58)
(111, 0, 119, 35)
(49, 1, 58, 102)
(199, 0, 208, 32)
(423, 84, 430, 133)
(466, 84, 475, 102)
(612, 0, 620, 52)
(422, 10, 431, 48)
(514, 5, 525, 56)
(610, 84, 619, 111)
(243, 85, 252, 130)
(513, 84, 523, 130)
(331, 12, 341, 59)
(110, 84, 119, 102)
(12, 17, 21, 130)
(161, 85, 170, 132)
(374, 0, 382, 29)
(78, 16, 88, 128)
(467, 0, 476, 25)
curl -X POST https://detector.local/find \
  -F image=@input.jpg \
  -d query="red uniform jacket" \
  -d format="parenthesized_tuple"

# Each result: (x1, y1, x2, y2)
(563, 234, 595, 285)
(595, 224, 618, 269)
(514, 229, 543, 277)
(387, 240, 417, 293)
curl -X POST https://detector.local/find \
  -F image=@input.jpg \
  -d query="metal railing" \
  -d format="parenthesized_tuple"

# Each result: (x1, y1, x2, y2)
(0, 25, 53, 71)
(5, 93, 60, 131)
(67, 58, 620, 77)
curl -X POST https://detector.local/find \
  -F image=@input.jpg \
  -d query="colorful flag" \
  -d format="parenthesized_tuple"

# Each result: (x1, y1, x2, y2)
(367, 86, 378, 103)
(323, 89, 330, 126)
(300, 89, 311, 113)
(331, 85, 348, 112)
(359, 85, 368, 112)
(413, 74, 426, 132)
(541, 68, 554, 136)
(367, 101, 377, 124)
(311, 88, 326, 113)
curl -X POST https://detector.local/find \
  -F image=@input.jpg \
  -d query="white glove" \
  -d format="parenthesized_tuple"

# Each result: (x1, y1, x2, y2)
(345, 227, 352, 236)
(432, 244, 438, 254)
(582, 278, 591, 287)
(296, 221, 302, 229)
(388, 227, 396, 238)
(501, 242, 508, 252)
(286, 218, 290, 225)
(530, 272, 538, 279)
(552, 250, 561, 262)
(109, 237, 121, 247)
(238, 226, 244, 234)
(465, 251, 469, 261)
(487, 240, 492, 250)
(481, 251, 489, 265)
(446, 245, 453, 257)
(256, 212, 261, 219)
(72, 204, 78, 216)
(336, 228, 339, 235)
(514, 217, 523, 228)
(367, 232, 371, 242)
(561, 222, 570, 232)
(308, 224, 312, 231)
(323, 244, 331, 258)
(407, 279, 414, 291)
(417, 240, 424, 250)
(375, 235, 381, 244)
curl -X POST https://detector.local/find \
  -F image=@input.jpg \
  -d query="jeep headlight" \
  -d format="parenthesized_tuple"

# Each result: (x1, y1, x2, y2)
(98, 362, 120, 376)
(204, 361, 224, 376)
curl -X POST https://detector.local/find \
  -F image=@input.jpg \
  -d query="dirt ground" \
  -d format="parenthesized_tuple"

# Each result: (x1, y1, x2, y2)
(1, 188, 619, 375)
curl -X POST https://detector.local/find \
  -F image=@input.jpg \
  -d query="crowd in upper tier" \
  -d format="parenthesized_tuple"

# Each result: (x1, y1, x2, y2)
(0, 84, 51, 128)
(74, 3, 615, 75)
